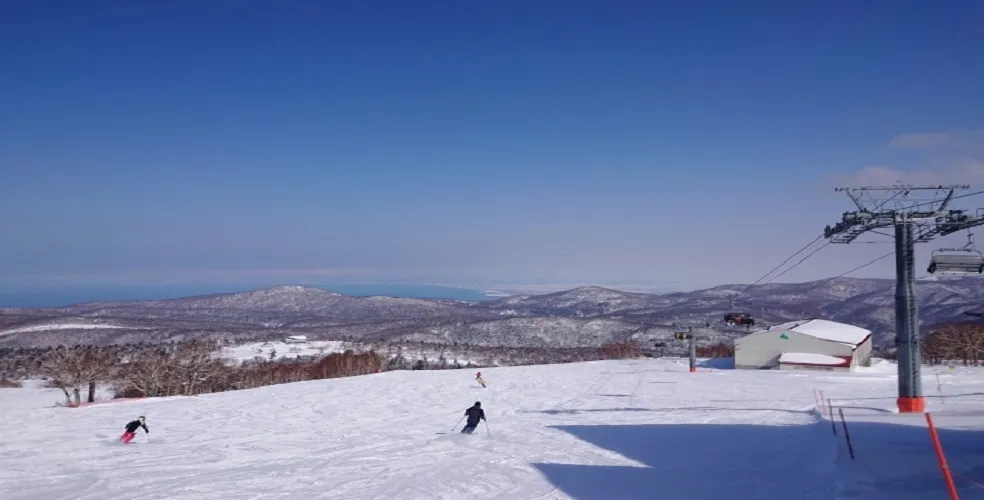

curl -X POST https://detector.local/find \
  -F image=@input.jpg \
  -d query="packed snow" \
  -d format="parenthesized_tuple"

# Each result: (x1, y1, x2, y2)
(779, 352, 848, 365)
(769, 318, 872, 346)
(3, 358, 984, 499)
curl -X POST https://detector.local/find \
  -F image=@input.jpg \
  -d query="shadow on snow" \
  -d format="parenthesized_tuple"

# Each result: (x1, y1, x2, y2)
(519, 406, 816, 416)
(531, 419, 984, 499)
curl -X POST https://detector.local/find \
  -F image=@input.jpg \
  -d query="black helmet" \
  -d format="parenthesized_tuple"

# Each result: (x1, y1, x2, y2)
(474, 401, 481, 407)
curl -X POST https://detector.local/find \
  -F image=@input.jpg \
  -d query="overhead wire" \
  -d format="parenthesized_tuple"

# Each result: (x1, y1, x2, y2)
(761, 240, 834, 285)
(747, 188, 984, 291)
(887, 189, 984, 212)
(795, 251, 896, 296)
(747, 235, 825, 287)
(725, 188, 984, 327)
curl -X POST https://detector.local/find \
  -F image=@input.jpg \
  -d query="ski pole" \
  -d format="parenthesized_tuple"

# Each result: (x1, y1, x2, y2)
(484, 420, 490, 435)
(451, 415, 464, 431)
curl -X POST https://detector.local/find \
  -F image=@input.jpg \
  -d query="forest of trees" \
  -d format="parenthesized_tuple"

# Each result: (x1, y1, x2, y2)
(0, 341, 384, 406)
(0, 338, 648, 405)
(922, 322, 984, 365)
(8, 322, 984, 406)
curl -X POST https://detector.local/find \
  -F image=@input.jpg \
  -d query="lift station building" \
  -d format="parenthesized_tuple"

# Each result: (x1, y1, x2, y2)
(733, 319, 873, 372)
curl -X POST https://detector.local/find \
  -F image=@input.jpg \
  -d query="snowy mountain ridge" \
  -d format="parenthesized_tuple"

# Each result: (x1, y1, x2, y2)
(1, 277, 982, 348)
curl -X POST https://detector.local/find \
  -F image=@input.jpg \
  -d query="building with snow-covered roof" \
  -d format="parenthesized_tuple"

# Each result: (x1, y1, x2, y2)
(733, 319, 873, 372)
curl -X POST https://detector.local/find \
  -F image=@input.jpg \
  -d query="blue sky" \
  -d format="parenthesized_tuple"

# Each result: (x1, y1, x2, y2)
(2, 1, 983, 291)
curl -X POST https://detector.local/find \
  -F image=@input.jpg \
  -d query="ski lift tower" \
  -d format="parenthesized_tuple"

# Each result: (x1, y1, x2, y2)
(673, 323, 711, 373)
(823, 184, 984, 413)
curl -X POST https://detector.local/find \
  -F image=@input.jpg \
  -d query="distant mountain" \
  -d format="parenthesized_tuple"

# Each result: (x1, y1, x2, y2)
(479, 286, 666, 317)
(1, 278, 982, 349)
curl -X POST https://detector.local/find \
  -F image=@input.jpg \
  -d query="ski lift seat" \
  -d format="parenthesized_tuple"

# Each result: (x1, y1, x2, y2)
(927, 249, 984, 275)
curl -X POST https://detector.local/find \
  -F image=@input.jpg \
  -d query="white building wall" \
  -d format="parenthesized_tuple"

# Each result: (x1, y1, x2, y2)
(734, 330, 855, 370)
(853, 336, 873, 367)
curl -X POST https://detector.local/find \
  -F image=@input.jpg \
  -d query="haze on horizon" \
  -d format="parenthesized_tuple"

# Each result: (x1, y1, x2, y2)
(2, 1, 983, 293)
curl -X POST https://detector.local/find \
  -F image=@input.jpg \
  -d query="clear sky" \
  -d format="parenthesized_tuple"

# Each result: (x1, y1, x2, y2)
(2, 0, 983, 291)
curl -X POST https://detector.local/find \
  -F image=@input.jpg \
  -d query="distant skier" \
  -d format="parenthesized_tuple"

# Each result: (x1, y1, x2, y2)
(120, 416, 149, 444)
(475, 372, 486, 388)
(461, 401, 485, 434)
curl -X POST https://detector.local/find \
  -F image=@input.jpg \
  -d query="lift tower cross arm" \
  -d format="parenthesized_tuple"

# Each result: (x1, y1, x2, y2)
(823, 184, 984, 413)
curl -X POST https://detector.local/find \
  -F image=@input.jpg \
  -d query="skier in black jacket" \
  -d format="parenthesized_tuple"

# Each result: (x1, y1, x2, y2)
(461, 402, 485, 434)
(120, 416, 149, 444)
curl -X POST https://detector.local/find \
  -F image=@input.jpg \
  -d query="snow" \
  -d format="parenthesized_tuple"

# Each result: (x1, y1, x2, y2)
(0, 323, 131, 336)
(770, 318, 872, 346)
(780, 352, 847, 365)
(222, 340, 349, 362)
(3, 358, 984, 499)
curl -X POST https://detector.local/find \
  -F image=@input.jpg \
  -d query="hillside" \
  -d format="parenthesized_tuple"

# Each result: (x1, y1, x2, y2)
(3, 359, 984, 499)
(1, 277, 982, 348)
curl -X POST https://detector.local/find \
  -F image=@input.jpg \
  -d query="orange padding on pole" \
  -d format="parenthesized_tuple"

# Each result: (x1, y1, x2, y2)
(898, 396, 926, 413)
(926, 412, 960, 500)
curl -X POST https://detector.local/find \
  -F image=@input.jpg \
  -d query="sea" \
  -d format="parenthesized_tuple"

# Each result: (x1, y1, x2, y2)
(0, 284, 498, 308)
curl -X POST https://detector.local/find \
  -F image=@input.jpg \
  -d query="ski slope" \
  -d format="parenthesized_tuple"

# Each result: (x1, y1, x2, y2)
(222, 340, 349, 362)
(3, 358, 984, 499)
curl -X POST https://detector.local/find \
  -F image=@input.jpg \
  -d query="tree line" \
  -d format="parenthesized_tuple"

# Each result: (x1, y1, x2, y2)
(0, 338, 648, 405)
(922, 322, 984, 365)
(0, 340, 383, 406)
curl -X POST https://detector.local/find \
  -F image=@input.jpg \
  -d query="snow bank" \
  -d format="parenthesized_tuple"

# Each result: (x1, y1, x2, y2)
(855, 358, 899, 374)
(780, 352, 847, 365)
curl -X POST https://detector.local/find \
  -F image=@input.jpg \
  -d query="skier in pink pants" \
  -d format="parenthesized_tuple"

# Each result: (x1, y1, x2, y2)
(120, 416, 148, 443)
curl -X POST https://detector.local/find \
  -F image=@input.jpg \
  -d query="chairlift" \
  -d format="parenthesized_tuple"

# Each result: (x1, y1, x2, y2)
(927, 231, 984, 275)
(723, 292, 755, 327)
(723, 312, 755, 327)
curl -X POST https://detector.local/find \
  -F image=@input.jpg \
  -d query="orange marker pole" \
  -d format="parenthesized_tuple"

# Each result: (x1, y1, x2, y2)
(925, 412, 960, 500)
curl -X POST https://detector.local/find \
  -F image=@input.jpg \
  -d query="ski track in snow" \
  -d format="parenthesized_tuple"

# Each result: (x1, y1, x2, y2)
(3, 359, 984, 499)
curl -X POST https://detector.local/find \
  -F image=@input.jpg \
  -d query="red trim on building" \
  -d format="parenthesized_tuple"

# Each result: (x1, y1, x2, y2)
(850, 334, 872, 350)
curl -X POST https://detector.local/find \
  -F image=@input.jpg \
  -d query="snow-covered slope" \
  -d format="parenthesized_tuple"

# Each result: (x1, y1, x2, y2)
(0, 322, 131, 336)
(3, 359, 984, 499)
(222, 340, 350, 362)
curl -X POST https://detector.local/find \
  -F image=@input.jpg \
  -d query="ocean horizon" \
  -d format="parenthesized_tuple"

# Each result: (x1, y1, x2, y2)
(0, 283, 499, 308)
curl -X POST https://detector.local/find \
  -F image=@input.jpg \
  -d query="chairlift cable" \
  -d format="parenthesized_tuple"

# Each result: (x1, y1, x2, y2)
(751, 190, 984, 289)
(760, 240, 834, 285)
(901, 189, 984, 211)
(748, 235, 825, 288)
(814, 252, 894, 286)
(786, 251, 896, 299)
(738, 189, 984, 325)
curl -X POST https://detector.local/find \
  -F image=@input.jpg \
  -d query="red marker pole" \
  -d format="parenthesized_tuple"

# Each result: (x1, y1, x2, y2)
(925, 413, 960, 500)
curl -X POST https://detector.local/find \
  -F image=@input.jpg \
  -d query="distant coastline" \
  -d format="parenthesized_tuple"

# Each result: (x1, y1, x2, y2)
(0, 283, 501, 308)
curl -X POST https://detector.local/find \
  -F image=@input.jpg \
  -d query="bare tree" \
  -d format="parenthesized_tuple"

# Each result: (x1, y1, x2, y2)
(923, 323, 984, 365)
(117, 350, 175, 397)
(39, 347, 86, 405)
